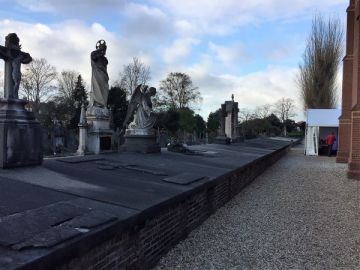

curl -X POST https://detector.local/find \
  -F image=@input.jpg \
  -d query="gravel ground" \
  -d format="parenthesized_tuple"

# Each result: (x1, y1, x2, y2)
(153, 144, 360, 270)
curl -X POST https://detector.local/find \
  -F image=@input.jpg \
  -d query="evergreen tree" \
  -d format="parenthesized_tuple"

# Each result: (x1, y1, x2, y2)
(107, 86, 128, 130)
(207, 110, 220, 133)
(69, 75, 88, 129)
(72, 75, 88, 107)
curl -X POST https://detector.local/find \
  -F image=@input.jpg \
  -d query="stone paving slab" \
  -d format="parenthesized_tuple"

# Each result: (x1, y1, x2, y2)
(163, 173, 209, 185)
(0, 201, 88, 246)
(0, 177, 75, 217)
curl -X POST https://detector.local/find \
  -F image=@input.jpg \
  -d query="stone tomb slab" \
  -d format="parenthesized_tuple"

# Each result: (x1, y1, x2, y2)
(163, 173, 209, 185)
(56, 156, 105, 163)
(0, 176, 75, 217)
(0, 201, 89, 246)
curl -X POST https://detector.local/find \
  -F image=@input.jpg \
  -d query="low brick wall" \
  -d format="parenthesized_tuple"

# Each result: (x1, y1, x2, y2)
(47, 145, 290, 270)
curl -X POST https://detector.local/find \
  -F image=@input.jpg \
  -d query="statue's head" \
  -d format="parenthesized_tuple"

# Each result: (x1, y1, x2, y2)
(148, 87, 156, 96)
(5, 33, 21, 50)
(96, 39, 107, 52)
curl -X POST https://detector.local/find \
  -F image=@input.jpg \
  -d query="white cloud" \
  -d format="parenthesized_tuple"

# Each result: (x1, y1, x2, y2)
(208, 42, 248, 65)
(15, 0, 126, 15)
(156, 0, 345, 36)
(186, 65, 305, 121)
(0, 19, 150, 88)
(123, 3, 171, 41)
(163, 38, 200, 64)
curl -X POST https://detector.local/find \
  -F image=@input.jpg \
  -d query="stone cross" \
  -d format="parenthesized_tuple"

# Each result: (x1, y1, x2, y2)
(0, 33, 32, 99)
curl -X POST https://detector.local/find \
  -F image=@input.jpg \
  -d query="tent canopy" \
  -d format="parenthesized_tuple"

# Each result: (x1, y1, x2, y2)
(306, 109, 341, 127)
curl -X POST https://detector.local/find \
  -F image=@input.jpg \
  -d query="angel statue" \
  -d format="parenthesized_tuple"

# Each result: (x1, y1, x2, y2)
(122, 84, 157, 133)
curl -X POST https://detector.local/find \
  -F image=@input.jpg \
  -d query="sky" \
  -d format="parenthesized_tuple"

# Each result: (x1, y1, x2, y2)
(0, 0, 347, 121)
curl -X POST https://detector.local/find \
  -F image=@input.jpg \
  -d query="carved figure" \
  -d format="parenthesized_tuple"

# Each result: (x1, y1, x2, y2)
(122, 84, 156, 131)
(89, 39, 109, 108)
(0, 33, 32, 99)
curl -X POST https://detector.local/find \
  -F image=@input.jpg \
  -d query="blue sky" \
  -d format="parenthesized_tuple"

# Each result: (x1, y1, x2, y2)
(0, 0, 347, 121)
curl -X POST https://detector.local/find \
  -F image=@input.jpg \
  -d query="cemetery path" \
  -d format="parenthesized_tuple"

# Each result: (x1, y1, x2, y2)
(153, 144, 360, 270)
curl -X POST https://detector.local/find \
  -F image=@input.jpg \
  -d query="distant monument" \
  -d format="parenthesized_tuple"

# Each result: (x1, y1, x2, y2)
(120, 84, 160, 153)
(86, 40, 113, 154)
(214, 94, 240, 144)
(0, 33, 42, 168)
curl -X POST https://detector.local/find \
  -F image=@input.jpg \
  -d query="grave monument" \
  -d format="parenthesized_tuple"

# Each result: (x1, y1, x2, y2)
(86, 40, 113, 154)
(214, 94, 241, 144)
(120, 84, 160, 153)
(0, 33, 42, 168)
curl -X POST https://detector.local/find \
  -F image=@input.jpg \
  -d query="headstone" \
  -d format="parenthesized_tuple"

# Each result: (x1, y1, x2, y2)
(86, 40, 113, 154)
(53, 120, 65, 153)
(120, 84, 160, 153)
(0, 33, 42, 168)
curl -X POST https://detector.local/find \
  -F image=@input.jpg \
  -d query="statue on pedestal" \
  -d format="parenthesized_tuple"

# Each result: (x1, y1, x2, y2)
(0, 33, 42, 168)
(88, 39, 109, 117)
(85, 39, 113, 154)
(122, 84, 157, 133)
(120, 84, 160, 153)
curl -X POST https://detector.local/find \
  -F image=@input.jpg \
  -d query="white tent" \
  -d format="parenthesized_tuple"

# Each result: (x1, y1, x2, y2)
(304, 109, 340, 156)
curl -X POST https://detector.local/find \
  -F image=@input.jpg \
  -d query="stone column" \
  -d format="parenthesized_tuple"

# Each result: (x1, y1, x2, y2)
(337, 0, 355, 163)
(219, 104, 226, 136)
(348, 0, 360, 179)
(76, 104, 88, 156)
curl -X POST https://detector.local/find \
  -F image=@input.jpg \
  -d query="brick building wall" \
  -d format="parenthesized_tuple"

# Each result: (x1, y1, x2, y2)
(338, 0, 360, 179)
(337, 0, 355, 163)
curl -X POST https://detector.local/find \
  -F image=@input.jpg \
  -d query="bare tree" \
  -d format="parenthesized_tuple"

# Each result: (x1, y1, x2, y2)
(57, 70, 79, 102)
(238, 108, 255, 124)
(118, 57, 150, 96)
(298, 14, 343, 111)
(157, 72, 202, 110)
(273, 97, 296, 136)
(21, 58, 57, 112)
(254, 104, 272, 119)
(238, 108, 256, 136)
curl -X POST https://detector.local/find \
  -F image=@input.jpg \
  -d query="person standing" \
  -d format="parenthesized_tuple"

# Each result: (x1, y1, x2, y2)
(326, 131, 336, 157)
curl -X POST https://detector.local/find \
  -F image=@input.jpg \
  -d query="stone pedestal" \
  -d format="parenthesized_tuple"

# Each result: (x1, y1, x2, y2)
(0, 99, 42, 168)
(120, 129, 160, 153)
(86, 107, 113, 154)
(76, 124, 87, 156)
(214, 135, 231, 145)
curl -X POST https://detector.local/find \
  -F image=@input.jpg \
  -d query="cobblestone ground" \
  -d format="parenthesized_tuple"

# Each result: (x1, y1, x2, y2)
(153, 145, 360, 270)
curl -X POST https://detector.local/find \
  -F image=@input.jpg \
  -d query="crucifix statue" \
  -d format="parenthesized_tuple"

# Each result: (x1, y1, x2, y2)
(0, 33, 32, 99)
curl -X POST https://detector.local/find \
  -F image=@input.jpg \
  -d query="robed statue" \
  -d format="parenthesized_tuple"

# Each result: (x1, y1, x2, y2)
(89, 39, 109, 108)
(122, 84, 157, 132)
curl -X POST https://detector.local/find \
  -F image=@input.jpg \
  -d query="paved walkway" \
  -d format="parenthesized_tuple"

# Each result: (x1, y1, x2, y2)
(154, 145, 360, 269)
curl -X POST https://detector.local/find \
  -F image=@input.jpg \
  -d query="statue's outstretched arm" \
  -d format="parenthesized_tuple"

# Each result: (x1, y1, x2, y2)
(21, 52, 32, 64)
(0, 45, 9, 60)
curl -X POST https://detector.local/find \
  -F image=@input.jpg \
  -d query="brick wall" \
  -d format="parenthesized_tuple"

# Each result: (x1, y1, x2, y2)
(52, 145, 291, 270)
